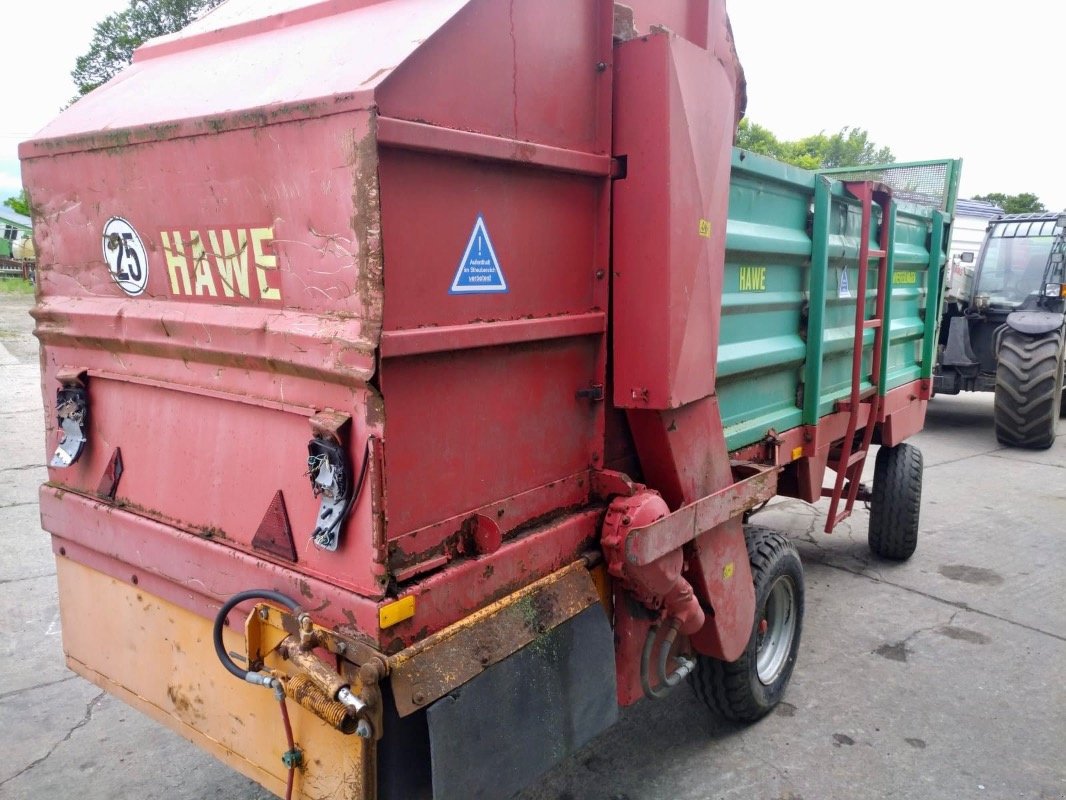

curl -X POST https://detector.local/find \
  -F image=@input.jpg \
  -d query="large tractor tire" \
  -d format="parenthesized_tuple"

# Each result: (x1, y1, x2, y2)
(1060, 358, 1066, 418)
(994, 328, 1064, 449)
(869, 442, 922, 561)
(691, 526, 804, 723)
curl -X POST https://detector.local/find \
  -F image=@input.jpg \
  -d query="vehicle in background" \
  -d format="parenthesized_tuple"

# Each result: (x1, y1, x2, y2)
(935, 212, 1066, 448)
(943, 198, 1003, 304)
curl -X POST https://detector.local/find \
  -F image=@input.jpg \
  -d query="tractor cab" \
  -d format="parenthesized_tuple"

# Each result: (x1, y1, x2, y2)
(970, 213, 1064, 314)
(935, 210, 1066, 448)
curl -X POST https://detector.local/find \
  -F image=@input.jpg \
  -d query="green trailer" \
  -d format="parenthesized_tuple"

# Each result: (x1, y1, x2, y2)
(718, 150, 961, 553)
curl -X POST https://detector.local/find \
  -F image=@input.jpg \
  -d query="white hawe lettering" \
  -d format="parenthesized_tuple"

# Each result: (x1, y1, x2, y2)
(161, 231, 192, 295)
(157, 226, 281, 303)
(190, 232, 218, 297)
(251, 227, 281, 301)
(209, 229, 250, 298)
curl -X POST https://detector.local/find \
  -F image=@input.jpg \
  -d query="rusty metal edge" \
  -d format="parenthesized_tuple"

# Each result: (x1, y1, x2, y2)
(387, 561, 600, 718)
(625, 465, 779, 566)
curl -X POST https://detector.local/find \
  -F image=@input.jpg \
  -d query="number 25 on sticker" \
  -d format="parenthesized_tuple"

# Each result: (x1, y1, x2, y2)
(102, 217, 150, 297)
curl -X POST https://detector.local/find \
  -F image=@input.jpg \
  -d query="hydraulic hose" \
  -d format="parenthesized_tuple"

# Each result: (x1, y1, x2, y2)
(641, 623, 671, 700)
(212, 589, 302, 680)
(641, 619, 696, 700)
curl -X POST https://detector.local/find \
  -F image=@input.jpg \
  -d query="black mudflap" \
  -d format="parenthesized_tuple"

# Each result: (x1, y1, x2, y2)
(426, 603, 618, 800)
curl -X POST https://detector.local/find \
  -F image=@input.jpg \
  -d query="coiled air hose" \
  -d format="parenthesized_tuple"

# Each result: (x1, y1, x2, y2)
(212, 588, 302, 680)
(213, 589, 303, 800)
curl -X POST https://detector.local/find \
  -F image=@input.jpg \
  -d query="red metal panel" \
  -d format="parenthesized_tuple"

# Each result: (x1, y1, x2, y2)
(376, 118, 613, 178)
(379, 510, 602, 652)
(389, 472, 589, 582)
(21, 0, 472, 155)
(42, 489, 382, 632)
(26, 113, 379, 318)
(26, 108, 389, 597)
(623, 0, 711, 47)
(48, 376, 381, 585)
(622, 0, 746, 124)
(377, 149, 606, 330)
(377, 0, 613, 155)
(379, 313, 605, 358)
(380, 339, 602, 539)
(612, 31, 736, 409)
(374, 1, 613, 579)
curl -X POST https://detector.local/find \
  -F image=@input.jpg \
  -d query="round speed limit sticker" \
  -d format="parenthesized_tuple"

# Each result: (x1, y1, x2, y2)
(102, 217, 149, 296)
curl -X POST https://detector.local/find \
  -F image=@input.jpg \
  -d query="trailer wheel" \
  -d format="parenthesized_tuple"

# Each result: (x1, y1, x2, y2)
(868, 442, 922, 561)
(994, 328, 1063, 449)
(691, 527, 803, 723)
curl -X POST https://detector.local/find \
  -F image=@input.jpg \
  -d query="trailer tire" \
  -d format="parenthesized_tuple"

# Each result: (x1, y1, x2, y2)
(868, 442, 922, 561)
(994, 328, 1063, 449)
(691, 526, 803, 723)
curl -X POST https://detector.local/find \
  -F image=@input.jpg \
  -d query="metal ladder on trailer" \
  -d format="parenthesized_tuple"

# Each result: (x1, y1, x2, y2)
(823, 181, 894, 532)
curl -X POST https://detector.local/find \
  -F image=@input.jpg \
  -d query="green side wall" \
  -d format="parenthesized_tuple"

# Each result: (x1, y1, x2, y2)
(718, 149, 956, 452)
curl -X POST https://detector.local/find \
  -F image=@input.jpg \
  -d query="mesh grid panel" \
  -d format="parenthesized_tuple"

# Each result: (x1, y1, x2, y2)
(821, 162, 952, 212)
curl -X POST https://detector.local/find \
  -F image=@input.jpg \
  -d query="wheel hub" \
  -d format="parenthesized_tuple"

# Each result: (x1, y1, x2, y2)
(756, 575, 796, 685)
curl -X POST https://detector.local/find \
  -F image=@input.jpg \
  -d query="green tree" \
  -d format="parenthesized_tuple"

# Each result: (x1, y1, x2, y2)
(736, 120, 894, 170)
(971, 192, 1046, 214)
(72, 0, 224, 97)
(3, 189, 30, 218)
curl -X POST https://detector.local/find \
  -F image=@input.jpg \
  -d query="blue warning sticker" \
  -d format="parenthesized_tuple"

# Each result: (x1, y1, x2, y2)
(838, 267, 851, 298)
(450, 215, 508, 294)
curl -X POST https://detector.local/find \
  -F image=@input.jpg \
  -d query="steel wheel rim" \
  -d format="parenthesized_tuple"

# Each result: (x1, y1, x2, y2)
(756, 575, 796, 685)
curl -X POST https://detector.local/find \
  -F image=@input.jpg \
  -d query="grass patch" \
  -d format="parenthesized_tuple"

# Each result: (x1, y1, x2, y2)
(0, 277, 34, 296)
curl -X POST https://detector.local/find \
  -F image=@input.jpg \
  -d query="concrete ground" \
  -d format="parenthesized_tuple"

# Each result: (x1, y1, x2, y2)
(1, 289, 1063, 800)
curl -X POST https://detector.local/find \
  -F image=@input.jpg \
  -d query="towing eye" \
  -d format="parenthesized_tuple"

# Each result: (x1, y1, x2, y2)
(213, 589, 374, 799)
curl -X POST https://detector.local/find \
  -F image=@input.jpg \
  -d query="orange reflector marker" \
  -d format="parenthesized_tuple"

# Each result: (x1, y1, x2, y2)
(380, 595, 416, 629)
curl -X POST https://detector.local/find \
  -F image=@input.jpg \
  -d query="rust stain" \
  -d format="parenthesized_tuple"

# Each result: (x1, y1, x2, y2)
(298, 579, 314, 600)
(166, 684, 204, 722)
(348, 111, 384, 356)
(387, 564, 597, 716)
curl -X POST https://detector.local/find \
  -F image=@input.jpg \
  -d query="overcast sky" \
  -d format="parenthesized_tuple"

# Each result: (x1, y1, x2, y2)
(4, 0, 1064, 211)
(1, 0, 129, 203)
(729, 0, 1066, 209)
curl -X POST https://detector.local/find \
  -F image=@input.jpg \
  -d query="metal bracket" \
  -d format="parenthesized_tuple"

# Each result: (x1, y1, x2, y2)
(308, 436, 352, 551)
(575, 383, 605, 402)
(51, 375, 89, 468)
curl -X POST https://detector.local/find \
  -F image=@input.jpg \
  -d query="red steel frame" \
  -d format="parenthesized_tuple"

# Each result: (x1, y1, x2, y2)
(823, 182, 895, 531)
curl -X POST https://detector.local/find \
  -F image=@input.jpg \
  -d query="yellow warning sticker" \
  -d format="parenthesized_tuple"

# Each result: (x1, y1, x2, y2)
(791, 446, 804, 461)
(722, 562, 735, 580)
(698, 218, 712, 238)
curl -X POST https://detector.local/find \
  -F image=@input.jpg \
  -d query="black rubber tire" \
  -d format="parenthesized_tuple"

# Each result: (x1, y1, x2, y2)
(1060, 358, 1066, 418)
(868, 442, 922, 561)
(994, 328, 1063, 449)
(691, 526, 804, 723)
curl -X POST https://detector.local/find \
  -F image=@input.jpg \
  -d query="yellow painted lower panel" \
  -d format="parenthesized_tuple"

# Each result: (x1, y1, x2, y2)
(56, 557, 371, 800)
